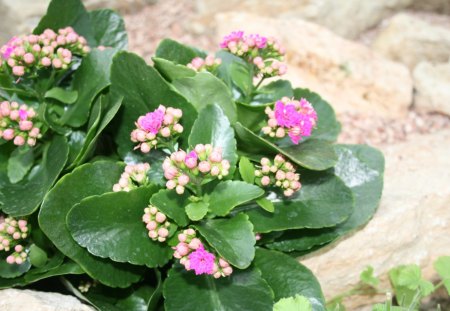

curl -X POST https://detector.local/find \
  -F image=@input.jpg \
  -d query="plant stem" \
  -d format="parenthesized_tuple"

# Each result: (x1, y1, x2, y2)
(254, 76, 265, 90)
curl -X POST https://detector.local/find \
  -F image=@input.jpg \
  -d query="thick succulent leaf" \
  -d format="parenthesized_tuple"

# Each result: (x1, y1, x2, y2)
(89, 9, 128, 49)
(0, 260, 31, 279)
(251, 80, 294, 105)
(1, 135, 69, 216)
(255, 248, 326, 310)
(152, 57, 196, 81)
(150, 189, 189, 227)
(7, 146, 34, 184)
(163, 266, 274, 311)
(39, 161, 144, 288)
(155, 39, 205, 65)
(67, 186, 172, 267)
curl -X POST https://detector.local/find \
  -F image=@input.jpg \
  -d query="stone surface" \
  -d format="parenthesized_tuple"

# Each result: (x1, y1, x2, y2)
(301, 129, 450, 310)
(215, 13, 413, 118)
(413, 61, 450, 116)
(372, 13, 450, 69)
(0, 289, 94, 311)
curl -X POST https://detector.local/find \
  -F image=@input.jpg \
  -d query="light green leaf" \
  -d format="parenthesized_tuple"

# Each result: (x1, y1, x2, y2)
(434, 256, 450, 294)
(28, 244, 48, 268)
(153, 57, 196, 81)
(238, 156, 255, 184)
(273, 295, 312, 311)
(155, 38, 204, 65)
(45, 87, 78, 104)
(360, 266, 379, 287)
(150, 189, 189, 226)
(185, 201, 209, 221)
(256, 198, 274, 213)
(7, 146, 34, 183)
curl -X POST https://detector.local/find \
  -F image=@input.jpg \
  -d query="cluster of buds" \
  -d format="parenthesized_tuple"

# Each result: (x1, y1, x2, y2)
(187, 54, 222, 72)
(262, 97, 318, 144)
(142, 205, 171, 242)
(0, 217, 29, 265)
(254, 154, 301, 197)
(0, 101, 41, 146)
(173, 229, 233, 278)
(131, 105, 183, 153)
(219, 31, 287, 77)
(163, 144, 231, 195)
(0, 27, 90, 77)
(112, 163, 150, 192)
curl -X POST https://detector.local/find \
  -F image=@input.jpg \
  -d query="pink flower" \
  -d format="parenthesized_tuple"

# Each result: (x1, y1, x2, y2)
(188, 245, 216, 275)
(1, 37, 18, 59)
(274, 101, 300, 128)
(184, 151, 198, 169)
(138, 108, 164, 134)
(220, 31, 244, 48)
(18, 109, 28, 121)
(248, 34, 267, 48)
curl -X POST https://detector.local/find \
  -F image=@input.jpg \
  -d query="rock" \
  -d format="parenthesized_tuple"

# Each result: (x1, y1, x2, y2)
(300, 129, 450, 310)
(413, 61, 450, 116)
(195, 0, 414, 39)
(215, 13, 413, 118)
(0, 289, 95, 311)
(411, 0, 450, 14)
(372, 13, 450, 69)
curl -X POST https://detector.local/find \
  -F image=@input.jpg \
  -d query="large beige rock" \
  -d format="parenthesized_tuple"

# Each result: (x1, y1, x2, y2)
(0, 289, 94, 311)
(372, 13, 450, 69)
(300, 129, 450, 310)
(215, 13, 413, 118)
(413, 61, 450, 116)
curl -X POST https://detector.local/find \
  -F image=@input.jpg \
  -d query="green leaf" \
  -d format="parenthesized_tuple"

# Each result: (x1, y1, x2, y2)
(251, 80, 293, 105)
(185, 201, 209, 221)
(150, 189, 189, 226)
(163, 266, 274, 311)
(188, 104, 237, 175)
(230, 62, 253, 97)
(60, 48, 116, 127)
(360, 266, 379, 287)
(1, 135, 69, 216)
(256, 198, 274, 213)
(89, 9, 128, 49)
(67, 186, 172, 267)
(0, 259, 31, 279)
(246, 172, 353, 233)
(273, 295, 312, 311)
(434, 256, 450, 294)
(234, 123, 337, 171)
(110, 51, 197, 157)
(372, 304, 405, 311)
(173, 72, 237, 124)
(194, 213, 255, 269)
(28, 244, 48, 268)
(235, 102, 268, 132)
(7, 146, 34, 183)
(254, 248, 326, 310)
(208, 180, 263, 216)
(215, 51, 250, 93)
(293, 88, 341, 142)
(153, 57, 196, 81)
(45, 87, 78, 104)
(155, 38, 204, 65)
(23, 261, 84, 284)
(389, 265, 422, 306)
(67, 130, 87, 164)
(39, 161, 144, 288)
(238, 156, 255, 184)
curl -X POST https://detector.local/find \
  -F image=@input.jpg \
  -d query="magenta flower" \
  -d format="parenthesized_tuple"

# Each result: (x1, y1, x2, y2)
(18, 109, 28, 121)
(138, 109, 164, 134)
(1, 37, 18, 59)
(219, 30, 244, 48)
(248, 34, 267, 48)
(274, 101, 300, 128)
(188, 245, 216, 275)
(184, 151, 198, 168)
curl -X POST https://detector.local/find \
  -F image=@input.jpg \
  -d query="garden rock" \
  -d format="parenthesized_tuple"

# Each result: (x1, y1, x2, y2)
(301, 129, 450, 309)
(413, 61, 450, 116)
(0, 289, 94, 311)
(372, 13, 450, 69)
(215, 12, 413, 118)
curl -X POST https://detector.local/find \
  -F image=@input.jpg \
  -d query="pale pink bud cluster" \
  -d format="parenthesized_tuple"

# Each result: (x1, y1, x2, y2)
(254, 154, 301, 196)
(162, 144, 231, 195)
(0, 101, 41, 146)
(0, 217, 29, 265)
(131, 105, 183, 153)
(262, 97, 318, 144)
(0, 27, 89, 77)
(187, 54, 222, 72)
(173, 229, 233, 278)
(220, 31, 287, 77)
(112, 163, 150, 192)
(142, 205, 171, 242)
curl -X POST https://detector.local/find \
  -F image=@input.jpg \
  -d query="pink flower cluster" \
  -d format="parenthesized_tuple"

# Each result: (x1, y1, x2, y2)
(173, 229, 233, 278)
(142, 206, 171, 242)
(0, 217, 29, 265)
(187, 55, 222, 72)
(262, 97, 318, 144)
(163, 144, 231, 194)
(113, 163, 150, 192)
(220, 31, 287, 77)
(0, 101, 41, 146)
(131, 105, 183, 153)
(0, 27, 90, 77)
(254, 154, 301, 197)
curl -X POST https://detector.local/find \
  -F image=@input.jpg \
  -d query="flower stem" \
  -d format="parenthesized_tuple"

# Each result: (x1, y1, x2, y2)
(255, 76, 266, 90)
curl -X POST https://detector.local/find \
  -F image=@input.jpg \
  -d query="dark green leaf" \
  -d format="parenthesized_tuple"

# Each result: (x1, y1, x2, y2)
(1, 135, 68, 216)
(153, 57, 196, 81)
(67, 131, 87, 164)
(150, 190, 189, 227)
(67, 186, 172, 267)
(185, 201, 209, 221)
(28, 244, 48, 268)
(0, 259, 31, 279)
(89, 9, 128, 49)
(256, 198, 274, 213)
(235, 102, 268, 132)
(195, 213, 255, 269)
(163, 266, 274, 311)
(255, 248, 326, 310)
(45, 87, 78, 104)
(23, 261, 85, 284)
(155, 39, 204, 65)
(208, 180, 263, 216)
(39, 161, 144, 288)
(238, 156, 255, 184)
(215, 51, 250, 93)
(7, 146, 34, 183)
(230, 62, 253, 97)
(251, 80, 293, 105)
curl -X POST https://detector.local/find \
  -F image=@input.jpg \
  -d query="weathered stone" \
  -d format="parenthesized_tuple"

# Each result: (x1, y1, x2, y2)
(300, 129, 450, 310)
(411, 0, 450, 14)
(215, 13, 413, 118)
(0, 289, 95, 311)
(372, 13, 450, 69)
(413, 61, 450, 116)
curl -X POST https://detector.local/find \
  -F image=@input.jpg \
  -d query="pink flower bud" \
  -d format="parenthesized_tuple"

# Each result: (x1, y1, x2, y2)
(15, 257, 23, 265)
(178, 233, 187, 242)
(275, 170, 286, 180)
(261, 176, 271, 186)
(52, 58, 62, 68)
(12, 66, 25, 76)
(210, 166, 220, 176)
(160, 127, 171, 137)
(155, 212, 166, 223)
(189, 238, 202, 250)
(158, 227, 169, 238)
(177, 174, 189, 186)
(222, 266, 233, 275)
(175, 185, 185, 194)
(13, 232, 21, 240)
(2, 129, 14, 140)
(13, 136, 25, 146)
(7, 226, 15, 234)
(284, 189, 294, 196)
(41, 57, 51, 67)
(186, 228, 195, 236)
(140, 143, 151, 153)
(291, 181, 301, 190)
(163, 113, 173, 125)
(6, 256, 15, 264)
(2, 239, 10, 246)
(166, 180, 176, 190)
(219, 258, 229, 268)
(23, 53, 34, 64)
(209, 151, 222, 163)
(19, 120, 33, 131)
(146, 221, 157, 231)
(148, 230, 158, 239)
(176, 243, 189, 256)
(172, 109, 182, 119)
(195, 144, 205, 154)
(14, 245, 23, 252)
(174, 150, 186, 162)
(164, 166, 178, 180)
(173, 123, 183, 133)
(29, 127, 40, 138)
(198, 161, 211, 173)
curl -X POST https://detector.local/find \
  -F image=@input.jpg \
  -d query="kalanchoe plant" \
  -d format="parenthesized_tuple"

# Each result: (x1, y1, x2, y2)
(0, 0, 385, 310)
